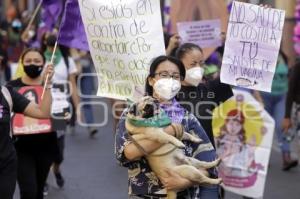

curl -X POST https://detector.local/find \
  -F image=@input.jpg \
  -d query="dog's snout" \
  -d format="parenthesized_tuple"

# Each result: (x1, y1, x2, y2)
(142, 104, 155, 118)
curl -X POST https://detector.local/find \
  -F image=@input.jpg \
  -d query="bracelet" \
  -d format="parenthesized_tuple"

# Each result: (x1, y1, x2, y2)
(46, 84, 53, 89)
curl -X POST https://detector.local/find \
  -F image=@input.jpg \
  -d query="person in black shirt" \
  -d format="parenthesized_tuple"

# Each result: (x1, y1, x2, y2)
(283, 62, 300, 142)
(175, 43, 233, 147)
(283, 62, 300, 128)
(0, 48, 53, 199)
(7, 48, 56, 199)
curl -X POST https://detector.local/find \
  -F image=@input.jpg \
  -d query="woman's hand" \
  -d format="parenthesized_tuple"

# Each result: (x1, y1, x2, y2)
(159, 169, 193, 191)
(259, 4, 272, 9)
(282, 118, 292, 133)
(44, 63, 54, 85)
(166, 34, 181, 56)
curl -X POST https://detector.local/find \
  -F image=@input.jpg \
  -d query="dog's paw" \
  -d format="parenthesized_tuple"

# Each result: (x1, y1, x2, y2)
(177, 142, 185, 149)
(192, 137, 203, 143)
(173, 140, 185, 149)
(216, 178, 223, 185)
(215, 158, 222, 166)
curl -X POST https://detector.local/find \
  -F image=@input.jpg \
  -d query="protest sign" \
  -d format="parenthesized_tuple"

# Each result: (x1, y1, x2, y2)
(213, 89, 275, 198)
(220, 1, 285, 92)
(177, 19, 222, 48)
(78, 0, 166, 101)
(12, 86, 52, 135)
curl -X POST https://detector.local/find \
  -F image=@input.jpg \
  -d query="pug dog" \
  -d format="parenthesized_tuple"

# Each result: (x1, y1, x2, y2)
(125, 96, 222, 199)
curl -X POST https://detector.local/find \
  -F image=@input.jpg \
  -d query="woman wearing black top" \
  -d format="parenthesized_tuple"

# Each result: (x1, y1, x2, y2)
(0, 49, 53, 199)
(283, 62, 300, 139)
(176, 43, 233, 146)
(6, 48, 55, 199)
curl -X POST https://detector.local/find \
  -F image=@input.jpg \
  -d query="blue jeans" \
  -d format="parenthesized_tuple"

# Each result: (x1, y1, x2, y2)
(129, 185, 219, 199)
(260, 92, 290, 153)
(198, 185, 219, 199)
(80, 66, 96, 125)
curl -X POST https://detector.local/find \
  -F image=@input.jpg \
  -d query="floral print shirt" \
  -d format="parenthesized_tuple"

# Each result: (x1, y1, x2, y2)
(115, 106, 217, 198)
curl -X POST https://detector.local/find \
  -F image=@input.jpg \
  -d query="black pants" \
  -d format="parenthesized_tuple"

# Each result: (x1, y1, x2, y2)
(17, 151, 53, 199)
(54, 135, 65, 165)
(0, 156, 17, 199)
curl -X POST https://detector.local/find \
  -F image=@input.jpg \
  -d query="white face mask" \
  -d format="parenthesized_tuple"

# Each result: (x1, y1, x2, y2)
(185, 67, 205, 86)
(153, 78, 181, 100)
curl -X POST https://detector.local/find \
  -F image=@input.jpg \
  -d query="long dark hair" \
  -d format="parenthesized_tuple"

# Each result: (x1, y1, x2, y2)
(41, 32, 70, 67)
(175, 43, 203, 60)
(145, 55, 185, 96)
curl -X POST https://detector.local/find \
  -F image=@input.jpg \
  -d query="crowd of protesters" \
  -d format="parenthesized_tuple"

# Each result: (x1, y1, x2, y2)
(0, 5, 98, 199)
(0, 2, 300, 199)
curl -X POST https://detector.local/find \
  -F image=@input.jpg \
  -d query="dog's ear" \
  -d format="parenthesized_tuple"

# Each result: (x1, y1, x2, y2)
(142, 104, 155, 118)
(129, 104, 138, 116)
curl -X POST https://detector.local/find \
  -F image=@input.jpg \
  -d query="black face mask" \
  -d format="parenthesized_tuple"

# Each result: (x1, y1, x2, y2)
(46, 35, 57, 47)
(23, 64, 43, 79)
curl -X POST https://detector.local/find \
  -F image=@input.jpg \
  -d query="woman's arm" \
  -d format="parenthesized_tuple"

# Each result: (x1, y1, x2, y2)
(283, 64, 300, 132)
(69, 73, 80, 111)
(23, 64, 54, 119)
(166, 34, 180, 56)
(188, 114, 218, 175)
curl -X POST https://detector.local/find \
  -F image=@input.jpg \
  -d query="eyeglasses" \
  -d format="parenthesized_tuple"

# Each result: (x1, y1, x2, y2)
(154, 71, 182, 80)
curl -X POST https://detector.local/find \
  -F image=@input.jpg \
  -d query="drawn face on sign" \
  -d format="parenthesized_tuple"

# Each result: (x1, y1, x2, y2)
(213, 97, 264, 147)
(24, 90, 38, 103)
(226, 119, 242, 136)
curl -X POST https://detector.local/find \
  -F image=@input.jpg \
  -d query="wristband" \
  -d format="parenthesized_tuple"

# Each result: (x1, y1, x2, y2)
(46, 84, 53, 89)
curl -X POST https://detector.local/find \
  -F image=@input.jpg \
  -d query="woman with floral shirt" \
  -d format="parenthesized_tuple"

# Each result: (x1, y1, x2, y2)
(115, 56, 219, 199)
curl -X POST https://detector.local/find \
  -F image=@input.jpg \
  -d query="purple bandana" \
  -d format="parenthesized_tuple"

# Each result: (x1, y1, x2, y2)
(160, 99, 185, 124)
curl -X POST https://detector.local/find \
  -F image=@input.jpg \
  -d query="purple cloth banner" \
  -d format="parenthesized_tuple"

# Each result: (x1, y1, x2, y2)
(58, 0, 89, 51)
(41, 0, 63, 31)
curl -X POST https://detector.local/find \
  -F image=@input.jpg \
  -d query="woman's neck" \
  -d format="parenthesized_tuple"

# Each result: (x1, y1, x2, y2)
(21, 75, 43, 86)
(181, 80, 193, 86)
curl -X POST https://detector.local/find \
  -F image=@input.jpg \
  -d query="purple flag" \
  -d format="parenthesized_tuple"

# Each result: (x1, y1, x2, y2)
(41, 0, 63, 31)
(58, 0, 89, 51)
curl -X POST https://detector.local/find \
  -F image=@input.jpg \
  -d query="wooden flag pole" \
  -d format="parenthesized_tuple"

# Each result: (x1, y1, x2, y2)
(24, 0, 43, 33)
(41, 41, 58, 99)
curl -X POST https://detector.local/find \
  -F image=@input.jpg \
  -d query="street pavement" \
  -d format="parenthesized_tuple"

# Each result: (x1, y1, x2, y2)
(14, 98, 300, 199)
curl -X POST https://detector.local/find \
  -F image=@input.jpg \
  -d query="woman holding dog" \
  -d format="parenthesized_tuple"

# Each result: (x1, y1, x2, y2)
(115, 56, 219, 199)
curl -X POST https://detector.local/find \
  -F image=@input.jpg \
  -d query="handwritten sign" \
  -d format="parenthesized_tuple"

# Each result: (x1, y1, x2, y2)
(79, 0, 166, 100)
(220, 1, 285, 92)
(12, 86, 52, 135)
(177, 19, 222, 48)
(213, 89, 275, 198)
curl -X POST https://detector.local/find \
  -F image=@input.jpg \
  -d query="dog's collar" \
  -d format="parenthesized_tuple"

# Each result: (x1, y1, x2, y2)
(127, 110, 171, 128)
